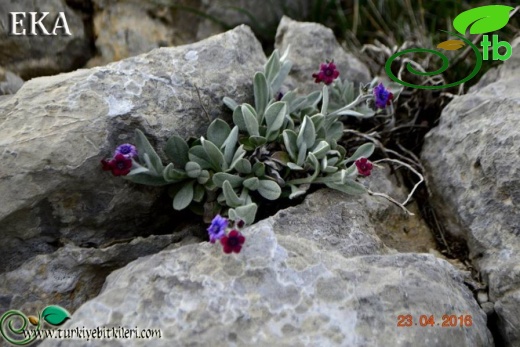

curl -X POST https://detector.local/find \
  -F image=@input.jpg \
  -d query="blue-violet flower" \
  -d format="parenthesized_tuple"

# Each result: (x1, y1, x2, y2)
(115, 144, 138, 159)
(208, 215, 228, 243)
(373, 83, 394, 109)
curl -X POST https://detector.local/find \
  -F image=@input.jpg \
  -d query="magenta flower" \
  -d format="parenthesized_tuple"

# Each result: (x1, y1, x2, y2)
(115, 144, 138, 159)
(101, 153, 133, 176)
(208, 215, 228, 243)
(220, 230, 246, 254)
(312, 61, 340, 85)
(373, 83, 394, 109)
(355, 157, 373, 177)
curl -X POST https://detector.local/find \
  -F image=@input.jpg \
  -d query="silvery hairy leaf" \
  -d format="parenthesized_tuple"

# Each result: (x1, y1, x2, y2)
(243, 177, 260, 190)
(223, 180, 245, 207)
(201, 137, 226, 172)
(265, 101, 287, 136)
(344, 143, 375, 164)
(222, 126, 239, 167)
(234, 158, 252, 174)
(311, 140, 330, 160)
(242, 104, 259, 137)
(135, 129, 164, 174)
(212, 172, 244, 188)
(207, 118, 231, 148)
(321, 85, 329, 115)
(188, 145, 213, 170)
(254, 72, 269, 118)
(282, 129, 298, 162)
(163, 163, 187, 183)
(264, 49, 281, 84)
(270, 60, 292, 96)
(185, 161, 202, 178)
(257, 179, 282, 200)
(297, 115, 316, 150)
(253, 162, 265, 177)
(288, 184, 307, 199)
(229, 145, 246, 170)
(173, 181, 194, 210)
(164, 135, 189, 168)
(232, 106, 247, 132)
(192, 184, 205, 202)
(228, 203, 258, 225)
(325, 180, 366, 195)
(197, 170, 210, 184)
(223, 96, 238, 111)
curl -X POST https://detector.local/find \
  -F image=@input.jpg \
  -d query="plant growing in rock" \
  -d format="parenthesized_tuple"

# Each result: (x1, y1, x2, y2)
(101, 49, 399, 232)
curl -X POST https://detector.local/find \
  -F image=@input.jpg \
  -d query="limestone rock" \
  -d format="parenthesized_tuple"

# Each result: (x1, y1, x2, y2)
(88, 0, 181, 67)
(0, 0, 92, 79)
(0, 25, 265, 273)
(196, 0, 311, 41)
(271, 165, 436, 257)
(39, 220, 492, 346)
(0, 67, 24, 95)
(421, 39, 520, 346)
(0, 229, 202, 317)
(275, 16, 371, 95)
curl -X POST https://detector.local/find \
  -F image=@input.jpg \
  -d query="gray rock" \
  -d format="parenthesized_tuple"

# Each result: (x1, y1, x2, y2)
(0, 25, 265, 273)
(87, 1, 314, 67)
(0, 67, 24, 95)
(88, 0, 179, 67)
(275, 16, 371, 95)
(271, 165, 437, 257)
(421, 39, 520, 346)
(0, 229, 202, 317)
(0, 0, 92, 79)
(196, 0, 311, 41)
(39, 219, 492, 346)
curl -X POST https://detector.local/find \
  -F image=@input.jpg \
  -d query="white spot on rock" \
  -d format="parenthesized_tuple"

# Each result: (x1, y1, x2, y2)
(184, 50, 198, 61)
(106, 95, 134, 117)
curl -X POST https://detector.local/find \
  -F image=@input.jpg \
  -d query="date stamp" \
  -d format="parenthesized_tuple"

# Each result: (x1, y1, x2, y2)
(397, 314, 473, 327)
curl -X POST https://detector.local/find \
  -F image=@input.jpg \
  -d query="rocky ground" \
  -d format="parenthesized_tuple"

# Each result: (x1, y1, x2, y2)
(1, 1, 519, 346)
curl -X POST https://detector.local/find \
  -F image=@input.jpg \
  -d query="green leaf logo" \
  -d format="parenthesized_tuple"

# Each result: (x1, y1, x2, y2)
(42, 306, 71, 326)
(453, 5, 514, 35)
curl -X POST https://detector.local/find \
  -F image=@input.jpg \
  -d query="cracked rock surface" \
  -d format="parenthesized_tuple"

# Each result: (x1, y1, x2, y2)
(40, 177, 492, 347)
(422, 38, 520, 346)
(0, 25, 265, 273)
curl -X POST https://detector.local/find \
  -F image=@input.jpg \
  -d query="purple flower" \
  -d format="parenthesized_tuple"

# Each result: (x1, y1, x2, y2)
(312, 61, 340, 85)
(115, 144, 138, 159)
(220, 230, 245, 254)
(101, 153, 133, 176)
(208, 215, 228, 243)
(355, 157, 373, 177)
(373, 83, 394, 109)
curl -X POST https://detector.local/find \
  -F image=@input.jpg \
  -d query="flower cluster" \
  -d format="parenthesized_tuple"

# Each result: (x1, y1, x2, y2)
(312, 62, 394, 111)
(208, 215, 246, 254)
(101, 144, 137, 176)
(99, 52, 390, 259)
